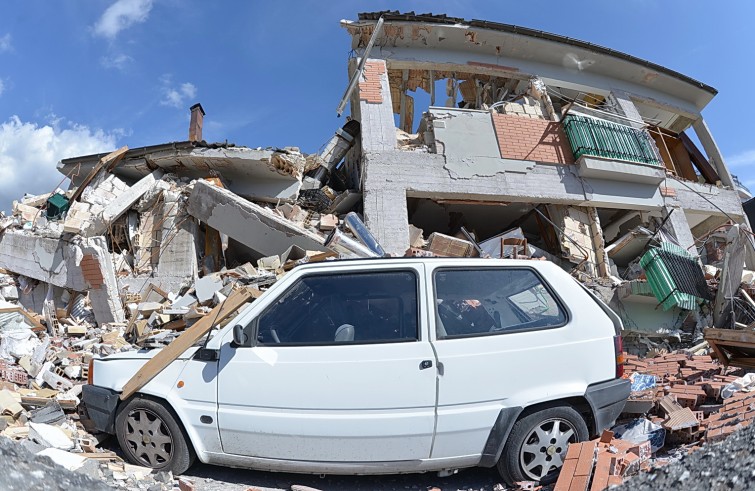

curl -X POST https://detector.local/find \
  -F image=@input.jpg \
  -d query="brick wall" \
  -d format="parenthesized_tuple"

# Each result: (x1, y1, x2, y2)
(492, 113, 574, 164)
(80, 254, 104, 289)
(359, 60, 385, 104)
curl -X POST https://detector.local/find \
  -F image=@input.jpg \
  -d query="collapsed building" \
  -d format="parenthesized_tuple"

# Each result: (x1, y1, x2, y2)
(0, 10, 754, 487)
(0, 9, 751, 374)
(340, 12, 755, 347)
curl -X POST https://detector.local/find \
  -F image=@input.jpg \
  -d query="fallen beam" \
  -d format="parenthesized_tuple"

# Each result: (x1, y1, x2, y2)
(186, 180, 328, 256)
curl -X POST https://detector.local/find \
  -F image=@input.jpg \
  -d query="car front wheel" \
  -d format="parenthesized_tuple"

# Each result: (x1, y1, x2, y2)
(497, 406, 588, 484)
(115, 396, 196, 475)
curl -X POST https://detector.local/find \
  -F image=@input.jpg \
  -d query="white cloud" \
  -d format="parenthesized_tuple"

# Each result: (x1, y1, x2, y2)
(160, 76, 197, 108)
(0, 34, 11, 52)
(100, 53, 133, 70)
(0, 79, 5, 97)
(727, 149, 755, 168)
(93, 0, 153, 39)
(0, 116, 118, 208)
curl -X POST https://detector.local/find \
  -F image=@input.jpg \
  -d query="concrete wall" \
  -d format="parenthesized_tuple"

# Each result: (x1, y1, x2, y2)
(351, 58, 746, 257)
(0, 231, 124, 324)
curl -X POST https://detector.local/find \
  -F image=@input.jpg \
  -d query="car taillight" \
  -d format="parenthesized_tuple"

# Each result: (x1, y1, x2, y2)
(614, 335, 625, 378)
(87, 359, 94, 385)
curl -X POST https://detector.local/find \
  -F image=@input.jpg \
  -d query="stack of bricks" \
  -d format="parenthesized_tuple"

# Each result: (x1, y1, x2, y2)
(555, 431, 651, 491)
(704, 391, 755, 443)
(358, 60, 385, 104)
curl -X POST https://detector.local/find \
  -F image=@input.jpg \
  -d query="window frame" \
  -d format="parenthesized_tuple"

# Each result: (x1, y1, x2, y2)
(432, 266, 571, 340)
(252, 268, 422, 347)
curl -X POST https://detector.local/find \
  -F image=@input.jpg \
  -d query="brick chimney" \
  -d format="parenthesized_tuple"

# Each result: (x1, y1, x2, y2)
(188, 103, 205, 142)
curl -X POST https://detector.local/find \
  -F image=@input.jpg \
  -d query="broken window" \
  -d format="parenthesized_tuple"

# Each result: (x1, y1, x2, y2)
(256, 270, 418, 345)
(434, 268, 566, 338)
(385, 68, 548, 137)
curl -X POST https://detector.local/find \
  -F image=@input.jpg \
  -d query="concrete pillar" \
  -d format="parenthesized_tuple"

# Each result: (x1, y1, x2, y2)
(362, 159, 409, 256)
(661, 206, 696, 254)
(692, 118, 735, 188)
(531, 78, 559, 122)
(587, 207, 610, 277)
(156, 190, 198, 283)
(357, 59, 397, 153)
(81, 237, 125, 324)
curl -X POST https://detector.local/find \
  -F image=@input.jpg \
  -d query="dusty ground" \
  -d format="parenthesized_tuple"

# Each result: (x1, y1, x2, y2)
(183, 463, 505, 491)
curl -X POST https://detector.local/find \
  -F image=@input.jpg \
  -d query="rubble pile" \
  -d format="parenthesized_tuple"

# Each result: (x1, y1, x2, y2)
(552, 350, 755, 491)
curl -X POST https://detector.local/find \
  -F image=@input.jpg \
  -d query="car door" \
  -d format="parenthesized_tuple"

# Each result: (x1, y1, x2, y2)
(427, 264, 602, 460)
(216, 264, 438, 463)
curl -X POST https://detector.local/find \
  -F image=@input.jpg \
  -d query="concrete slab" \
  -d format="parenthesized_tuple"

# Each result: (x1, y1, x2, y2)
(86, 170, 164, 236)
(187, 180, 327, 257)
(195, 274, 223, 304)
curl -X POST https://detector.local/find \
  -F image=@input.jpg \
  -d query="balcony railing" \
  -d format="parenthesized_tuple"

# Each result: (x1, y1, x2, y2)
(562, 114, 663, 167)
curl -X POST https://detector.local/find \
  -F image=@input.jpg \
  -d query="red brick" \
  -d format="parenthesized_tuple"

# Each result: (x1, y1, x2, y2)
(568, 475, 590, 491)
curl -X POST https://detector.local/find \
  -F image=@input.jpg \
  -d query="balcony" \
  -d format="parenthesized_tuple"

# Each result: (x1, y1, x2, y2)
(562, 114, 663, 166)
(563, 114, 666, 185)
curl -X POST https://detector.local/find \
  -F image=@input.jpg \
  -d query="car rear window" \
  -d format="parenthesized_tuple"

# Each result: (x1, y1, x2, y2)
(433, 268, 567, 339)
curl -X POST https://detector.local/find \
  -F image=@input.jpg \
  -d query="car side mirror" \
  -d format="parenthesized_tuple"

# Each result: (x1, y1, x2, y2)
(232, 324, 250, 347)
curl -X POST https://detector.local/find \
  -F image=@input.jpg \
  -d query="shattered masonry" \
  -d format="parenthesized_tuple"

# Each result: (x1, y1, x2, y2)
(0, 10, 754, 490)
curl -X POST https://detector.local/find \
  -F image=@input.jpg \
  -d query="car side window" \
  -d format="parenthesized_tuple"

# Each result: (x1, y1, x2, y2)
(434, 268, 566, 339)
(257, 270, 419, 346)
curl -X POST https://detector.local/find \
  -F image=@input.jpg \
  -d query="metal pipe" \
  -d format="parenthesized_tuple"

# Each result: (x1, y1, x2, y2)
(343, 212, 386, 256)
(324, 228, 379, 258)
(336, 17, 384, 117)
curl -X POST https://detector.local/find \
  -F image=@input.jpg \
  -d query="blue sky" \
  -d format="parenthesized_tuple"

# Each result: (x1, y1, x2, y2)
(1, 0, 754, 207)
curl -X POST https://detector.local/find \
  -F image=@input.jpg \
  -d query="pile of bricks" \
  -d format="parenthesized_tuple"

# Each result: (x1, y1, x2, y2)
(551, 351, 754, 491)
(554, 431, 651, 491)
(705, 390, 755, 443)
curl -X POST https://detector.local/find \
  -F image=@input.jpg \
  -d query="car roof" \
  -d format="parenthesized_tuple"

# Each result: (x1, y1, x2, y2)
(293, 256, 561, 273)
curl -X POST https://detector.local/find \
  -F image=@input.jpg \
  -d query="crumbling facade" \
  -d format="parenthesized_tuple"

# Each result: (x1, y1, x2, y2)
(340, 12, 753, 339)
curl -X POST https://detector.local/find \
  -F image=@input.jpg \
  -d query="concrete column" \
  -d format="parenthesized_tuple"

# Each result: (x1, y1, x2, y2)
(661, 206, 696, 254)
(587, 207, 610, 277)
(362, 157, 409, 256)
(357, 59, 397, 153)
(531, 78, 559, 122)
(692, 118, 735, 188)
(81, 237, 125, 324)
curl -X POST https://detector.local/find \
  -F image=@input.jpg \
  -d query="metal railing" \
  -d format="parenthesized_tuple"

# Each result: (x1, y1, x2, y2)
(732, 175, 753, 198)
(562, 114, 663, 166)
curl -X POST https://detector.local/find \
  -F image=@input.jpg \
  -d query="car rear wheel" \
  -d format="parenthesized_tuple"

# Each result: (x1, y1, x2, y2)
(497, 406, 588, 484)
(115, 396, 195, 475)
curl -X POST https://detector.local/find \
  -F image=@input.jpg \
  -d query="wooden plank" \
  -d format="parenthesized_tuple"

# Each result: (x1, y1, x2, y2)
(679, 131, 720, 184)
(68, 146, 128, 203)
(648, 127, 678, 175)
(668, 138, 698, 181)
(119, 287, 258, 401)
(0, 307, 44, 330)
(704, 327, 755, 344)
(727, 357, 755, 369)
(706, 339, 730, 368)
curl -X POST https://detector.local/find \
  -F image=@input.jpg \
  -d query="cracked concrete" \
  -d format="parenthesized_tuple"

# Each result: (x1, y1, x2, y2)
(187, 180, 327, 258)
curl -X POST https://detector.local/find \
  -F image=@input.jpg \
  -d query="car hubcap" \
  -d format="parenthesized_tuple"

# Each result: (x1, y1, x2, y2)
(124, 409, 174, 468)
(520, 418, 577, 480)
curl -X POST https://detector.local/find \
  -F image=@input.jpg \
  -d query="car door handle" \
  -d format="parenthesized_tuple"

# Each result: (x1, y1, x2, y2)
(419, 360, 433, 370)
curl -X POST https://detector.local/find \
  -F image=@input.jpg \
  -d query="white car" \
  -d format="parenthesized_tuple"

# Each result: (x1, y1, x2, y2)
(82, 258, 629, 484)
